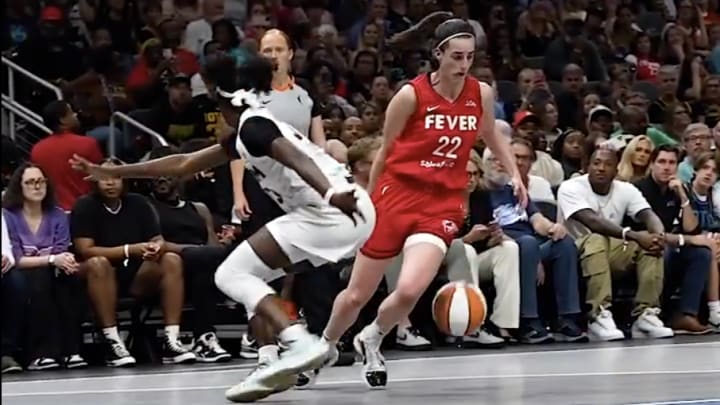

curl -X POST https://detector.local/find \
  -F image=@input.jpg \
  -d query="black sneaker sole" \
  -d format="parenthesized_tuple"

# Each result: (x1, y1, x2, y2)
(395, 343, 432, 351)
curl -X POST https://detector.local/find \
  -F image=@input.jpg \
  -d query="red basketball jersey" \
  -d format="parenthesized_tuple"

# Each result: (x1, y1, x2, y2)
(382, 74, 483, 192)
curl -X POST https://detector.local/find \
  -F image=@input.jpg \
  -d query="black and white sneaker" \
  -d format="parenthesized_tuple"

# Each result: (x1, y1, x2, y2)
(162, 335, 196, 364)
(239, 333, 259, 359)
(395, 326, 432, 351)
(106, 339, 137, 368)
(2, 356, 22, 374)
(64, 354, 88, 369)
(295, 369, 320, 389)
(27, 357, 60, 371)
(353, 332, 386, 389)
(193, 332, 232, 363)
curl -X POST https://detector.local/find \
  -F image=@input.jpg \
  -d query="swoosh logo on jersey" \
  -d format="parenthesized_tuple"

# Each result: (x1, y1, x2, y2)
(261, 100, 271, 105)
(426, 105, 440, 112)
(381, 186, 390, 195)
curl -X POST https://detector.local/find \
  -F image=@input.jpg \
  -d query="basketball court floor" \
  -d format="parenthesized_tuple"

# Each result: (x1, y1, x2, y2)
(2, 336, 719, 405)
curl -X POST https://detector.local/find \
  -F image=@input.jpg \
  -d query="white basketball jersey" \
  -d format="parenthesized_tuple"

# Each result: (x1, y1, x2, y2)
(235, 107, 352, 212)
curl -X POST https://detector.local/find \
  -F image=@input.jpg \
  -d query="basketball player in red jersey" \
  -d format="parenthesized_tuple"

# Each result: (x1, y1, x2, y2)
(315, 19, 529, 388)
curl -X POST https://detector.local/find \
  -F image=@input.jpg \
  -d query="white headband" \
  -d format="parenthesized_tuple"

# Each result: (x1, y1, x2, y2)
(435, 32, 475, 50)
(217, 88, 262, 109)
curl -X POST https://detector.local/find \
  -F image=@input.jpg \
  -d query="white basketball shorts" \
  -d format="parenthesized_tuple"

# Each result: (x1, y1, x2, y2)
(265, 186, 376, 266)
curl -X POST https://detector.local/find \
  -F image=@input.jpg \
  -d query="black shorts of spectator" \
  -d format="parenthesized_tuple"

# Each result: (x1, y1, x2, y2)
(70, 158, 195, 367)
(2, 163, 86, 371)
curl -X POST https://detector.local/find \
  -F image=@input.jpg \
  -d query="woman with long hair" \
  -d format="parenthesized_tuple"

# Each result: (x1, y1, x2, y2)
(617, 135, 654, 182)
(2, 163, 86, 371)
(627, 32, 660, 82)
(662, 101, 693, 141)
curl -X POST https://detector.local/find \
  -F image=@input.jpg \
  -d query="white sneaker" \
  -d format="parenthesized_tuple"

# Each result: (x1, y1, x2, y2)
(253, 329, 329, 388)
(395, 326, 432, 351)
(631, 308, 674, 339)
(295, 342, 340, 390)
(709, 308, 720, 333)
(225, 362, 295, 403)
(27, 357, 60, 371)
(239, 333, 258, 359)
(353, 332, 386, 389)
(460, 328, 506, 348)
(588, 308, 625, 341)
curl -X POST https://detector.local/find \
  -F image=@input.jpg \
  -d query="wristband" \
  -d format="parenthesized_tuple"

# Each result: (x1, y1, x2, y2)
(123, 244, 130, 267)
(681, 200, 690, 208)
(323, 187, 336, 204)
(48, 254, 56, 266)
(678, 234, 685, 247)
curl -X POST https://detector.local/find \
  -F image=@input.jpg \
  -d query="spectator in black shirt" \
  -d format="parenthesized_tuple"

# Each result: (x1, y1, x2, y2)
(147, 147, 234, 363)
(147, 75, 207, 145)
(71, 158, 196, 367)
(633, 145, 714, 334)
(543, 14, 608, 82)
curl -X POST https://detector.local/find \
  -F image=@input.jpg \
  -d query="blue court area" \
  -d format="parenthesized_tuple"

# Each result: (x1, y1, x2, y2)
(2, 337, 719, 405)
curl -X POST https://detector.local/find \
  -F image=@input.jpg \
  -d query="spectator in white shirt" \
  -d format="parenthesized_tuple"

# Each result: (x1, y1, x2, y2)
(557, 147, 673, 342)
(183, 0, 242, 56)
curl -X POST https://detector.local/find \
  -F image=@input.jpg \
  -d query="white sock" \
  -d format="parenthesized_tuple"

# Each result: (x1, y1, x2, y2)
(709, 301, 720, 312)
(361, 320, 385, 342)
(102, 326, 121, 343)
(278, 324, 308, 344)
(258, 345, 279, 364)
(321, 331, 338, 346)
(165, 325, 180, 340)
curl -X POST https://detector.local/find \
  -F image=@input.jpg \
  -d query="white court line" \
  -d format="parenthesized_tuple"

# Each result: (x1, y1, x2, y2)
(3, 340, 718, 386)
(625, 400, 720, 405)
(3, 369, 720, 397)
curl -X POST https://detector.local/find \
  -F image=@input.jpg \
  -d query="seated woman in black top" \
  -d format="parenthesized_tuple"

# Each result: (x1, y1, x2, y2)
(148, 146, 235, 363)
(70, 158, 195, 367)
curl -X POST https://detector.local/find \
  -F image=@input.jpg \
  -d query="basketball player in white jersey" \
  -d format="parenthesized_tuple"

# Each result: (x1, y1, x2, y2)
(70, 54, 376, 402)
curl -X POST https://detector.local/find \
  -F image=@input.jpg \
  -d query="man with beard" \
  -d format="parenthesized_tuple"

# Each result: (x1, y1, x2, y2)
(481, 146, 586, 344)
(678, 123, 713, 183)
(557, 146, 673, 341)
(633, 145, 714, 334)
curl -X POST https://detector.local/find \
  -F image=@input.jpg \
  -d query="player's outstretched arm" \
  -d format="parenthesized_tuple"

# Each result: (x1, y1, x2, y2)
(70, 145, 229, 179)
(366, 84, 417, 193)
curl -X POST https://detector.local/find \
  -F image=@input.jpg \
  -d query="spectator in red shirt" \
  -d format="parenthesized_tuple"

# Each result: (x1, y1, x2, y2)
(127, 19, 200, 108)
(31, 101, 104, 211)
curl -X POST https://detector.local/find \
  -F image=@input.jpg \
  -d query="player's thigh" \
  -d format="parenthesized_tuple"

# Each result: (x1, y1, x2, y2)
(394, 235, 447, 299)
(360, 190, 417, 260)
(345, 251, 394, 302)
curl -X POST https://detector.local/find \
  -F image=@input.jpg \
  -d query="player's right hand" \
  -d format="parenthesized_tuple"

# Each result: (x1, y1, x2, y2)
(69, 154, 108, 181)
(329, 190, 366, 226)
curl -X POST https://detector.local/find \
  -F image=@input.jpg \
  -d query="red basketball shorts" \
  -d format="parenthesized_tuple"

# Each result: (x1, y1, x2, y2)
(360, 176, 465, 260)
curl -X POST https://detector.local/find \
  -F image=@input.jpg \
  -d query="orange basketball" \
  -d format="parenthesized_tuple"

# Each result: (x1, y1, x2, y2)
(432, 281, 487, 336)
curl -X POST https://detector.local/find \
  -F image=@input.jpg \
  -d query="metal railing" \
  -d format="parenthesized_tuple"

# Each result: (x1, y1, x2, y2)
(2, 56, 63, 140)
(109, 111, 167, 158)
(1, 98, 51, 134)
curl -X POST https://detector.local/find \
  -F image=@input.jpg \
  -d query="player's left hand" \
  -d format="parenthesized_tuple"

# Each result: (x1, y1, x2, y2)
(512, 175, 528, 208)
(329, 190, 366, 226)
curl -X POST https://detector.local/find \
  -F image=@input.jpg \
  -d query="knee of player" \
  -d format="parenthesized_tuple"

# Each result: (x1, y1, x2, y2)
(214, 260, 233, 289)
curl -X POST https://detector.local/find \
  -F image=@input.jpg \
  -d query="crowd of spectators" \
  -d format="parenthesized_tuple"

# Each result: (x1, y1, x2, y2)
(3, 0, 720, 374)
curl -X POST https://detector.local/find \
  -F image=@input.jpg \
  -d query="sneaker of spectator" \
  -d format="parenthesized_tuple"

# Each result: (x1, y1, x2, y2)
(240, 332, 259, 359)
